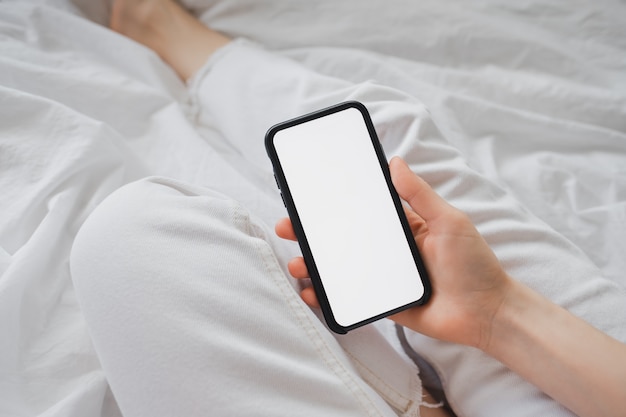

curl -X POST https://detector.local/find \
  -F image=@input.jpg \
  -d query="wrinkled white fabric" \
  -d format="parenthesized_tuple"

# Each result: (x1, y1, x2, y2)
(185, 40, 626, 417)
(71, 39, 626, 417)
(1, 1, 626, 417)
(71, 177, 421, 417)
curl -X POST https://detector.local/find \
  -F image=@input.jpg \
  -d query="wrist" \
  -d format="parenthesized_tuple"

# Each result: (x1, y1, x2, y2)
(477, 276, 626, 417)
(479, 277, 537, 355)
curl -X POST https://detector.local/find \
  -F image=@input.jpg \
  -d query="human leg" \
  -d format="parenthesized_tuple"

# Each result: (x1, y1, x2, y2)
(70, 177, 437, 416)
(185, 31, 626, 417)
(107, 2, 626, 416)
(110, 0, 230, 80)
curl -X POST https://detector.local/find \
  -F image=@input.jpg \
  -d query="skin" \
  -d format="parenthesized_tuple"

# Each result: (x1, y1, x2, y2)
(277, 157, 626, 417)
(110, 0, 230, 80)
(280, 157, 509, 351)
(111, 2, 626, 416)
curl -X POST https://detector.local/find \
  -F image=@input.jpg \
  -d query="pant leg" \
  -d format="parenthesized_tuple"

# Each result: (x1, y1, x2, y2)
(185, 40, 626, 417)
(70, 176, 425, 417)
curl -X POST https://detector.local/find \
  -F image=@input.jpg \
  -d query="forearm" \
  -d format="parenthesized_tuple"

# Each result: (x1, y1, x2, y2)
(485, 278, 626, 417)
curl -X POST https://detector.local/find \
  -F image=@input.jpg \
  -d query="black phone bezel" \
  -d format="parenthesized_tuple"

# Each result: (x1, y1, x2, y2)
(265, 101, 431, 334)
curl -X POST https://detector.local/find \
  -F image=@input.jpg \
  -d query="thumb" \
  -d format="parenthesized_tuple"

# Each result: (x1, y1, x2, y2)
(389, 157, 450, 222)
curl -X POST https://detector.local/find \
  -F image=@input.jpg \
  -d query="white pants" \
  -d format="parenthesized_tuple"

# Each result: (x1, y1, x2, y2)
(71, 177, 425, 417)
(70, 40, 626, 417)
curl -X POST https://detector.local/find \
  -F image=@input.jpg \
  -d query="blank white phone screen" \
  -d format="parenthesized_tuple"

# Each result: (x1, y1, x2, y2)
(273, 107, 425, 327)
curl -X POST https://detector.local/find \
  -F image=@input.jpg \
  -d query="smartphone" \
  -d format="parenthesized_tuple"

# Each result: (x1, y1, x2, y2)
(265, 101, 430, 334)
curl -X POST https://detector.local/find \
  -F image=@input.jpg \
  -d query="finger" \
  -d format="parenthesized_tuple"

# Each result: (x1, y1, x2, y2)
(403, 206, 426, 235)
(300, 287, 320, 308)
(389, 157, 451, 223)
(275, 217, 297, 241)
(288, 257, 310, 279)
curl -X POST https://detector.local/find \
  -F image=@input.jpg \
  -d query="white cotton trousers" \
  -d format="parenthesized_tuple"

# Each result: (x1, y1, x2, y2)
(70, 40, 626, 417)
(70, 177, 423, 417)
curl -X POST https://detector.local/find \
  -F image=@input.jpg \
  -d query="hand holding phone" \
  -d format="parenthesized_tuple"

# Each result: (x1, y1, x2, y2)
(266, 101, 431, 333)
(276, 153, 515, 352)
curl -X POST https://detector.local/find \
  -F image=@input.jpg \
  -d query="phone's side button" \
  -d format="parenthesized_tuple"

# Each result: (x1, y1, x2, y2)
(274, 173, 280, 189)
(280, 192, 286, 207)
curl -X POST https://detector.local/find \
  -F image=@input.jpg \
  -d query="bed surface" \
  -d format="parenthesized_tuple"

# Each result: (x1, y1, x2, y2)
(1, 1, 625, 416)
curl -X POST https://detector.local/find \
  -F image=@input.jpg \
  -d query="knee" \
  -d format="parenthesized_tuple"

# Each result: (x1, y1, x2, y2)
(70, 178, 230, 293)
(69, 176, 303, 343)
(69, 176, 273, 303)
(70, 178, 166, 293)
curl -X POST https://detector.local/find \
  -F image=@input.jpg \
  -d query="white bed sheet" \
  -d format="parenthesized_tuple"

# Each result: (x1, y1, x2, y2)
(1, 0, 625, 416)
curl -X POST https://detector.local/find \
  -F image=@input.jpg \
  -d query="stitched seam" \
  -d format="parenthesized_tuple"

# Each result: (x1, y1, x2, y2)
(231, 207, 393, 417)
(342, 348, 414, 413)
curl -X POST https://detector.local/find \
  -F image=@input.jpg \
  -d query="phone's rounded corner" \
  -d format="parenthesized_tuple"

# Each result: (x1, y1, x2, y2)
(416, 264, 433, 307)
(327, 321, 349, 335)
(340, 100, 366, 111)
(264, 123, 280, 157)
(317, 302, 349, 334)
(420, 281, 433, 306)
(340, 100, 369, 119)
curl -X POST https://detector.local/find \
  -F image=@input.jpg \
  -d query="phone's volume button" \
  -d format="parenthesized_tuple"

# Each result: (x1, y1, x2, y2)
(280, 192, 286, 207)
(273, 173, 281, 189)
